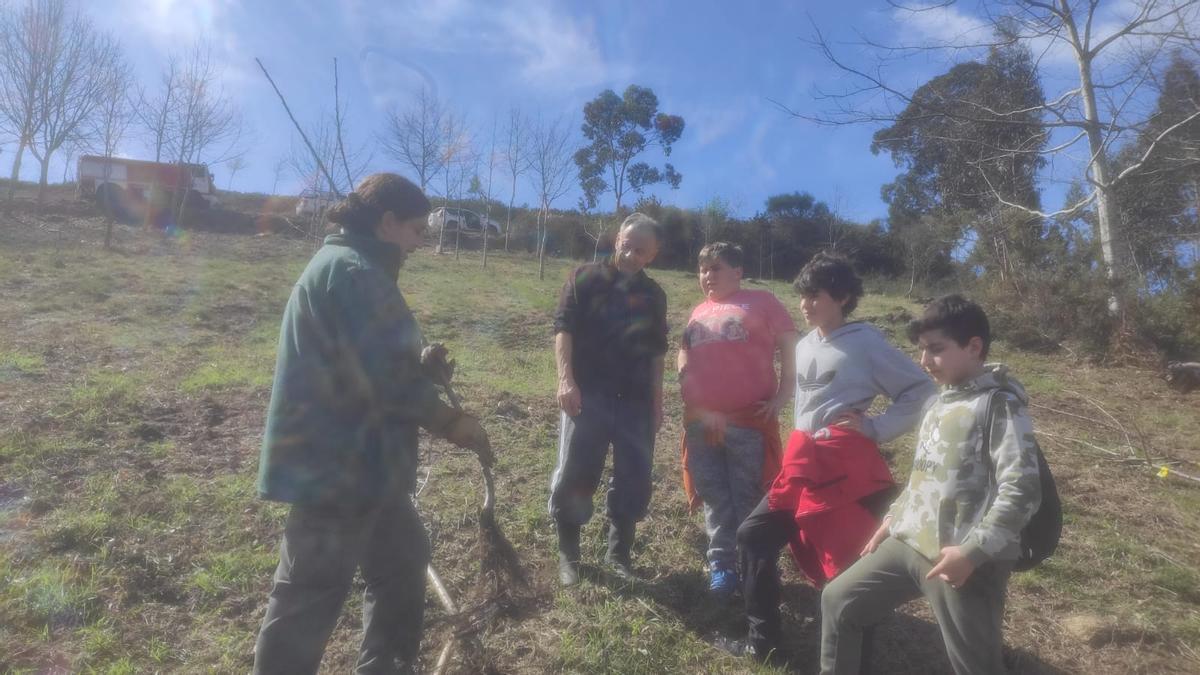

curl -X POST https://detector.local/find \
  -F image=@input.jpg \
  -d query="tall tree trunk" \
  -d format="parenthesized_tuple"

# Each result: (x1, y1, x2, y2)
(537, 206, 547, 280)
(437, 177, 450, 254)
(1067, 4, 1122, 313)
(505, 184, 516, 252)
(482, 223, 489, 268)
(36, 156, 50, 203)
(7, 141, 26, 201)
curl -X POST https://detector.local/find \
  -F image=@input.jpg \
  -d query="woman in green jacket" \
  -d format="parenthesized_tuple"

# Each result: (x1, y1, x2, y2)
(253, 173, 490, 674)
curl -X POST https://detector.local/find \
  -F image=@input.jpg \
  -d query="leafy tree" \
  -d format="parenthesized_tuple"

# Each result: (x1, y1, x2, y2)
(873, 44, 1045, 216)
(800, 0, 1200, 316)
(1114, 54, 1200, 289)
(574, 85, 684, 216)
(871, 42, 1047, 278)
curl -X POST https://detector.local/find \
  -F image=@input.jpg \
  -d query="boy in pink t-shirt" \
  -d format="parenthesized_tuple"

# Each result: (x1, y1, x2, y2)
(678, 242, 799, 595)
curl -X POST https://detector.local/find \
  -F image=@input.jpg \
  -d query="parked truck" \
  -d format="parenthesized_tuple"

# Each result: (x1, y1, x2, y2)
(76, 155, 219, 222)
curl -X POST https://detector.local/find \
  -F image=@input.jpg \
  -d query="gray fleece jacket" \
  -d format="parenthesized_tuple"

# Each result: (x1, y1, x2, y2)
(792, 322, 935, 443)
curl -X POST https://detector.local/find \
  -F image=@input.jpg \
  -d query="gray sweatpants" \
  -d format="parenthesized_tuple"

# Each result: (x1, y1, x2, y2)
(820, 537, 1011, 675)
(253, 490, 430, 675)
(684, 423, 765, 570)
(548, 391, 656, 526)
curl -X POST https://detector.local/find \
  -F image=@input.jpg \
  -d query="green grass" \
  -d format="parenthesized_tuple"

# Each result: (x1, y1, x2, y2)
(180, 325, 277, 393)
(188, 548, 277, 606)
(6, 559, 103, 630)
(0, 350, 45, 378)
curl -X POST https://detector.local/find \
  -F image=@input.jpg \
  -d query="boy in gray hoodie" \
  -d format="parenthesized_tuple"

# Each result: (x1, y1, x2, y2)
(736, 253, 935, 663)
(819, 295, 1042, 675)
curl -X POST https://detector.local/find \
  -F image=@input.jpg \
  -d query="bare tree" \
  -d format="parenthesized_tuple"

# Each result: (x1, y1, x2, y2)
(501, 107, 529, 251)
(287, 115, 371, 196)
(479, 113, 499, 268)
(527, 114, 576, 279)
(89, 54, 134, 247)
(436, 109, 471, 254)
(0, 0, 60, 200)
(167, 43, 241, 168)
(380, 86, 445, 192)
(132, 53, 179, 163)
(451, 148, 478, 260)
(283, 114, 370, 240)
(794, 1, 1200, 313)
(167, 43, 242, 223)
(271, 155, 287, 194)
(25, 3, 119, 202)
(331, 57, 356, 193)
(578, 196, 604, 262)
(225, 155, 246, 190)
(0, 0, 117, 201)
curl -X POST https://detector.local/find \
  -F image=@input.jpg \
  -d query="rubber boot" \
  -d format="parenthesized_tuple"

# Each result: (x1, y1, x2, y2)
(605, 519, 636, 580)
(557, 522, 581, 586)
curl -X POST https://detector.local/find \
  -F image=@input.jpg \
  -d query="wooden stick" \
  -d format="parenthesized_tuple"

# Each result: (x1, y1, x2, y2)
(1040, 431, 1126, 458)
(1041, 432, 1200, 485)
(426, 566, 457, 614)
(426, 566, 459, 675)
(1028, 401, 1121, 431)
(254, 58, 342, 199)
(1064, 389, 1140, 459)
(333, 58, 355, 192)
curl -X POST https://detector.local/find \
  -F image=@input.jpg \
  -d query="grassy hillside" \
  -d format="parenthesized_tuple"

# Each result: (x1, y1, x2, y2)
(1, 207, 1198, 674)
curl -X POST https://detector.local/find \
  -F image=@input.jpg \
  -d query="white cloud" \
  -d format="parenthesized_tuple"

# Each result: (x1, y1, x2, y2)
(353, 0, 616, 91)
(96, 0, 250, 87)
(687, 105, 748, 148)
(889, 2, 991, 47)
(496, 4, 610, 86)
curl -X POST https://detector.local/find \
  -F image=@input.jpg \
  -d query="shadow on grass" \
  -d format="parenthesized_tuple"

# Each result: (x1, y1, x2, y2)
(597, 567, 1071, 674)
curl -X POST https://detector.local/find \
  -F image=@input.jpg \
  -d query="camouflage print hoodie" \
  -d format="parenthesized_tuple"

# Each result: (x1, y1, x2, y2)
(887, 364, 1042, 566)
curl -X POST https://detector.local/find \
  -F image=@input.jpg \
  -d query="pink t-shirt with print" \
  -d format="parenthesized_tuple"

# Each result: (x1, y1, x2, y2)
(681, 288, 797, 413)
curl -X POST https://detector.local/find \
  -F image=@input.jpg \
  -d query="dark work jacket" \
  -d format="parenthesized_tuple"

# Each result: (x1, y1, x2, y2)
(256, 233, 442, 512)
(553, 260, 668, 400)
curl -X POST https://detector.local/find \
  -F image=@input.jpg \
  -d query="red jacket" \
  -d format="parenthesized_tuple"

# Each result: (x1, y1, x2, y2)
(766, 426, 895, 587)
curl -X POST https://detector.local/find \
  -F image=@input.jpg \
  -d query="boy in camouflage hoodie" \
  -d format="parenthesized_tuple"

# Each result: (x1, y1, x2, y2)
(819, 295, 1042, 675)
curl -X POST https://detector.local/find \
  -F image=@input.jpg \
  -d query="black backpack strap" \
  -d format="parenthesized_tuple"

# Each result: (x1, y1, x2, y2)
(980, 388, 1008, 479)
(980, 388, 1063, 570)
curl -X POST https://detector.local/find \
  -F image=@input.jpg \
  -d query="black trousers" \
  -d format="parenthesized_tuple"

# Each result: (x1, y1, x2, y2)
(253, 490, 430, 675)
(738, 492, 892, 670)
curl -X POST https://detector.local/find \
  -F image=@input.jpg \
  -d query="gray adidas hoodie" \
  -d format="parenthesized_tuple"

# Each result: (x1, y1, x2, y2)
(793, 322, 935, 443)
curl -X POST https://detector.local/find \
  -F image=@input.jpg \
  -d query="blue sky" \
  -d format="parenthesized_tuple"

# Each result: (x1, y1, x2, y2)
(19, 1, 1159, 222)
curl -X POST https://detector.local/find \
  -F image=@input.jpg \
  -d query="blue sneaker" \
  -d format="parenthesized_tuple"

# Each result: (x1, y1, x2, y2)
(709, 567, 738, 596)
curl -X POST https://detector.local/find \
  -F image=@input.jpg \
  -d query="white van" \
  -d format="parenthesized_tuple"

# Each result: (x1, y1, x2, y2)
(428, 206, 501, 234)
(296, 189, 337, 216)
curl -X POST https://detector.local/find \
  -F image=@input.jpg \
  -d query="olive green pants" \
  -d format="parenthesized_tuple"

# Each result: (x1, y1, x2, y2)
(253, 491, 430, 675)
(820, 537, 1011, 675)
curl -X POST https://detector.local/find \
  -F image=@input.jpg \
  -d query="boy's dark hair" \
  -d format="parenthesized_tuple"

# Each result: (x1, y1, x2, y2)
(907, 294, 992, 360)
(697, 242, 743, 269)
(792, 252, 864, 316)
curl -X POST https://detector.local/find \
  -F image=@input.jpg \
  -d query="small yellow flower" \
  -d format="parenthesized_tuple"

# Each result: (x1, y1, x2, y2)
(1157, 466, 1170, 478)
